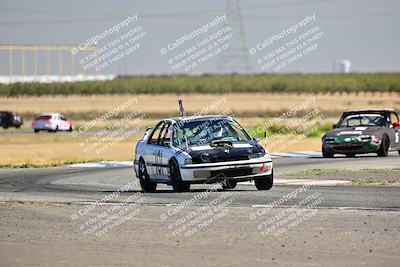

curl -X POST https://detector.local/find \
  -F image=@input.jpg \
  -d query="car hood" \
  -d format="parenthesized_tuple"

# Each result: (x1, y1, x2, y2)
(188, 141, 265, 164)
(325, 126, 381, 137)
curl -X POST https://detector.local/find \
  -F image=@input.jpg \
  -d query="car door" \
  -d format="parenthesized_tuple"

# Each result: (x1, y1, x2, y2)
(144, 121, 165, 180)
(149, 121, 174, 182)
(52, 114, 60, 129)
(60, 115, 72, 130)
(157, 122, 175, 182)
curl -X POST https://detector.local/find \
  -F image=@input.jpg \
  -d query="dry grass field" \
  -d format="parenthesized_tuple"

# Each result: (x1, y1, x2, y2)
(1, 92, 399, 118)
(0, 134, 139, 166)
(0, 133, 321, 166)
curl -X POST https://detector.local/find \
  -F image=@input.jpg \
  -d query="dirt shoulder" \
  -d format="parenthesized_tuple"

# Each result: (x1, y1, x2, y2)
(0, 202, 399, 267)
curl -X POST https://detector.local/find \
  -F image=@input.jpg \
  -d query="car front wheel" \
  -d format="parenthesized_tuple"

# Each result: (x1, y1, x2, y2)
(138, 159, 157, 192)
(221, 180, 237, 190)
(322, 147, 334, 158)
(170, 159, 190, 192)
(254, 171, 273, 190)
(377, 136, 389, 157)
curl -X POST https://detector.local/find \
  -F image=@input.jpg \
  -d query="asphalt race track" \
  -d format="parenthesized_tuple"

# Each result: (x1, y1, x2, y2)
(1, 154, 400, 266)
(0, 154, 399, 209)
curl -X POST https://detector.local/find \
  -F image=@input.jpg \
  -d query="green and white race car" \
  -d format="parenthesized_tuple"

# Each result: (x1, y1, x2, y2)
(322, 109, 400, 158)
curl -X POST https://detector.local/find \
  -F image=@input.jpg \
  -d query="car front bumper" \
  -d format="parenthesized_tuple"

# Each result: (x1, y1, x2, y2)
(323, 136, 381, 154)
(179, 159, 273, 183)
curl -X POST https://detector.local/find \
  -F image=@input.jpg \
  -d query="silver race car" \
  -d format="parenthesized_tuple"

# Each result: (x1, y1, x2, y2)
(133, 103, 273, 192)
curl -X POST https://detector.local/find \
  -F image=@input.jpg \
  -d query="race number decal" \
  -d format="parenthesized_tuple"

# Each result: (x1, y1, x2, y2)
(395, 132, 399, 144)
(153, 150, 163, 175)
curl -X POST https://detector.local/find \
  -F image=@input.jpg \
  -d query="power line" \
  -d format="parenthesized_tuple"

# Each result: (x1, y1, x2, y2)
(0, 0, 399, 26)
(0, 0, 325, 26)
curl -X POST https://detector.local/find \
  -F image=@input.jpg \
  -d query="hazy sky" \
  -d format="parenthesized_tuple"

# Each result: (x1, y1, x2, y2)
(0, 0, 399, 75)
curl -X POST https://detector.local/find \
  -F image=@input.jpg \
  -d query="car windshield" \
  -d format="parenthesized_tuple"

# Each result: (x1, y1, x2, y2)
(338, 114, 386, 128)
(172, 118, 251, 147)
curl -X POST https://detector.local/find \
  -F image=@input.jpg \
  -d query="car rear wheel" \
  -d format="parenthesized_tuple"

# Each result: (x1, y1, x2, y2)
(345, 153, 356, 158)
(34, 129, 39, 133)
(170, 159, 190, 192)
(254, 171, 273, 190)
(138, 159, 157, 192)
(377, 136, 389, 157)
(221, 180, 237, 190)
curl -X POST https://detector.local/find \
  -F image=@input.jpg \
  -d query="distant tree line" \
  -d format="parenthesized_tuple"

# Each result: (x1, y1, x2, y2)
(1, 73, 399, 96)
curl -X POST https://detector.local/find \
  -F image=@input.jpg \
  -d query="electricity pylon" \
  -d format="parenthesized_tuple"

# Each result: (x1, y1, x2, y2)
(217, 0, 252, 74)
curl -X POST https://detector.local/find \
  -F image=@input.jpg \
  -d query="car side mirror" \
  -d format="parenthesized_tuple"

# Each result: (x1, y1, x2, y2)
(332, 124, 337, 129)
(393, 122, 400, 128)
(253, 137, 260, 142)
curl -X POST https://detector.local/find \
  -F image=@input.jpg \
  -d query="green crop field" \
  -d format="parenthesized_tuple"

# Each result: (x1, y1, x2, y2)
(1, 73, 400, 96)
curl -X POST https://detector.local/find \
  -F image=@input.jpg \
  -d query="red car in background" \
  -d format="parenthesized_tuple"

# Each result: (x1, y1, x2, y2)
(32, 113, 73, 133)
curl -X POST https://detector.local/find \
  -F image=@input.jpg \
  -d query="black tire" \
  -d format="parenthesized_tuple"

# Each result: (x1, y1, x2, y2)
(377, 135, 389, 157)
(138, 159, 157, 192)
(345, 153, 356, 158)
(170, 159, 190, 192)
(34, 129, 39, 133)
(221, 180, 237, 190)
(15, 125, 21, 129)
(322, 147, 334, 158)
(49, 126, 58, 133)
(68, 126, 73, 132)
(254, 171, 273, 191)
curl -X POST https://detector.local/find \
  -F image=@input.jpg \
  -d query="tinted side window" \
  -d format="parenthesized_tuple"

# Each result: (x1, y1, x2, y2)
(148, 122, 164, 145)
(160, 122, 171, 147)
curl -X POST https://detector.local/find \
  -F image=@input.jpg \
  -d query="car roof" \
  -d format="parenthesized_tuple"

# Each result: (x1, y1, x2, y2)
(164, 114, 232, 123)
(39, 113, 61, 116)
(343, 108, 395, 113)
(345, 113, 384, 118)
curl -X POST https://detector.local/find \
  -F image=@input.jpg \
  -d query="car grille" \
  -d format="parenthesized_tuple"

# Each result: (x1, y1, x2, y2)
(211, 156, 249, 163)
(211, 167, 253, 178)
(334, 145, 363, 150)
(192, 155, 249, 164)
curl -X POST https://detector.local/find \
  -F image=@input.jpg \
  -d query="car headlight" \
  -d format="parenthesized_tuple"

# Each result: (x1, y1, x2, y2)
(323, 136, 336, 142)
(200, 152, 211, 163)
(358, 135, 372, 142)
(357, 135, 379, 143)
